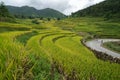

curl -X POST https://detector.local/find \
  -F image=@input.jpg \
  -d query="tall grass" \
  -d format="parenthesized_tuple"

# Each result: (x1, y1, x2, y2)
(0, 31, 34, 80)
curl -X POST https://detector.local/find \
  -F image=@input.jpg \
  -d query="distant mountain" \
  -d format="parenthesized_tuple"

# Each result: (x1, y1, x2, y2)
(39, 8, 65, 18)
(72, 0, 120, 18)
(6, 6, 66, 18)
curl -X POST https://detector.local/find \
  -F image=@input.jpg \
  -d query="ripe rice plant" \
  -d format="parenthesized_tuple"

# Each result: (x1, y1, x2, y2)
(0, 18, 120, 80)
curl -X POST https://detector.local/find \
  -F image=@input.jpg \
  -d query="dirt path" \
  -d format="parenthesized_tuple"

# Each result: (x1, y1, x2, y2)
(85, 39, 120, 58)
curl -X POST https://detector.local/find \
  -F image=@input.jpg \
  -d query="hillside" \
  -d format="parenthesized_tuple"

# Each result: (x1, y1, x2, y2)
(6, 6, 66, 18)
(39, 8, 65, 18)
(72, 0, 120, 19)
(0, 18, 120, 80)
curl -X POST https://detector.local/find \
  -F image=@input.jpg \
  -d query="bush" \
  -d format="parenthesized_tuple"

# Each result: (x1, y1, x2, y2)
(57, 18, 60, 20)
(47, 18, 51, 21)
(32, 19, 40, 24)
(40, 17, 43, 20)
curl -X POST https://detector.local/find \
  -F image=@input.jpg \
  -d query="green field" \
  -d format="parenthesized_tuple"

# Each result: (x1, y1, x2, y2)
(0, 18, 120, 80)
(55, 17, 120, 38)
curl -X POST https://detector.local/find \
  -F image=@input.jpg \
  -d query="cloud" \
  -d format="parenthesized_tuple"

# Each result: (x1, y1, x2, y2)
(0, 0, 105, 15)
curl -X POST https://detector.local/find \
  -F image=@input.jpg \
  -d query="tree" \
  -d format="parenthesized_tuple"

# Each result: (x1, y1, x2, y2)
(32, 19, 40, 24)
(0, 1, 10, 17)
(21, 15, 26, 19)
(47, 18, 51, 21)
(28, 16, 35, 19)
(40, 17, 43, 20)
(57, 18, 60, 20)
(0, 2, 15, 22)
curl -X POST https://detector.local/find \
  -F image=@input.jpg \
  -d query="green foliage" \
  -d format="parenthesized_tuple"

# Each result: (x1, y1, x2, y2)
(40, 17, 43, 20)
(32, 19, 40, 24)
(16, 31, 38, 45)
(0, 2, 9, 17)
(57, 18, 61, 20)
(0, 2, 15, 22)
(47, 18, 51, 21)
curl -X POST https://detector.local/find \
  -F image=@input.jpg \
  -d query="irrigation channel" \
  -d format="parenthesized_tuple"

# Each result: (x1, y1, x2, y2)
(85, 39, 120, 58)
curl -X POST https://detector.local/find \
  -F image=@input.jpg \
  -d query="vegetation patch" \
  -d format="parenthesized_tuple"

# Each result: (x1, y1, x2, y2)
(16, 31, 38, 45)
(103, 41, 120, 53)
(0, 26, 30, 33)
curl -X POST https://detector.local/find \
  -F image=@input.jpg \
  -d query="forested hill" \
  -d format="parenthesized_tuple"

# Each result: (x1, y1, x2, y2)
(72, 0, 120, 19)
(6, 6, 66, 18)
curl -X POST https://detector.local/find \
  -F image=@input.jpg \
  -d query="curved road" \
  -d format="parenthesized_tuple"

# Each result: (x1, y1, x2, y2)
(85, 39, 120, 58)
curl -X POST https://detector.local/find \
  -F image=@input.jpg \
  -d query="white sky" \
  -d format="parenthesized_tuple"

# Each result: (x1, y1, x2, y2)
(0, 0, 105, 15)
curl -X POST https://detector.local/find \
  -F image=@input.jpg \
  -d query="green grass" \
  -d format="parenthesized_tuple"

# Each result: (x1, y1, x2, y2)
(103, 41, 120, 53)
(16, 31, 38, 45)
(0, 18, 120, 80)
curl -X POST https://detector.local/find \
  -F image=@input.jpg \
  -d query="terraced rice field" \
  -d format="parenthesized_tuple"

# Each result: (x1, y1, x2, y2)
(0, 20, 120, 80)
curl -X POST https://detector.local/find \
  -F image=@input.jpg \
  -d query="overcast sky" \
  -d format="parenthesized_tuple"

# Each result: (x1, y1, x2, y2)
(0, 0, 105, 15)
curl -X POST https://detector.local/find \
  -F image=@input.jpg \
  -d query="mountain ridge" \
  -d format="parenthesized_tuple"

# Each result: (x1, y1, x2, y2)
(6, 5, 66, 18)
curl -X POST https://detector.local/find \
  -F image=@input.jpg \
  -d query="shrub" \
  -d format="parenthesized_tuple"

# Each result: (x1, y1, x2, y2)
(32, 19, 40, 24)
(47, 18, 51, 21)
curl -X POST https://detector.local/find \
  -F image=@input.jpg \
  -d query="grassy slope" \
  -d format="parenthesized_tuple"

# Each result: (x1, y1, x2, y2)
(0, 18, 120, 80)
(103, 42, 120, 53)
